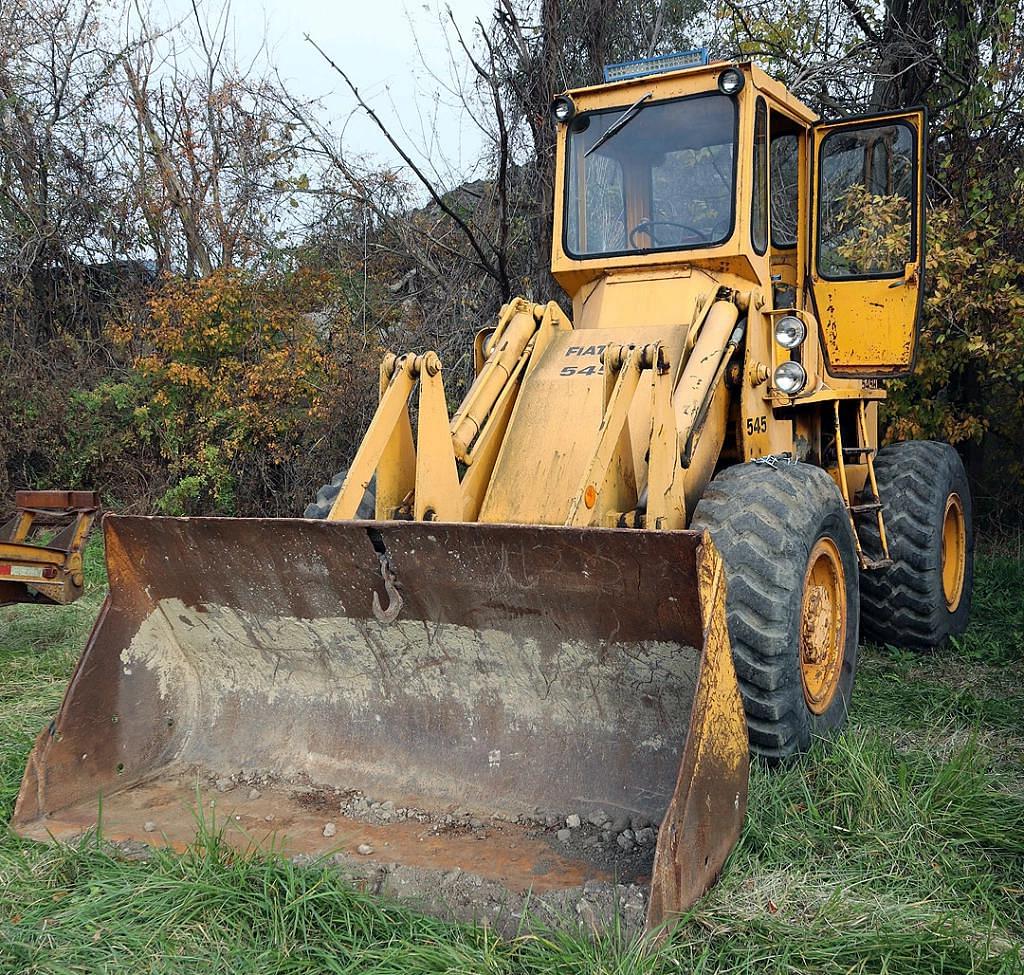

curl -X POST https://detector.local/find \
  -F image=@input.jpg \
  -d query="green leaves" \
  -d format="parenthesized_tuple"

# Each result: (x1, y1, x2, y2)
(884, 155, 1024, 512)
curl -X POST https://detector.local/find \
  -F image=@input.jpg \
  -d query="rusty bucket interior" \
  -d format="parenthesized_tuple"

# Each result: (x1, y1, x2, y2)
(12, 515, 747, 932)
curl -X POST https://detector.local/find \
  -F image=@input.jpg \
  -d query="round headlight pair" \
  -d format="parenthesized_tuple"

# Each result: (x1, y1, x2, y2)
(773, 361, 807, 395)
(774, 314, 806, 349)
(550, 95, 576, 124)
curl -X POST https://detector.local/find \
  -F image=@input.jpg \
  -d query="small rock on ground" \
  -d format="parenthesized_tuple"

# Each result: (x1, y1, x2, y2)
(357, 843, 374, 855)
(142, 821, 156, 833)
(247, 788, 261, 800)
(635, 826, 657, 846)
(323, 822, 337, 838)
(556, 828, 572, 843)
(565, 814, 581, 829)
(215, 777, 235, 793)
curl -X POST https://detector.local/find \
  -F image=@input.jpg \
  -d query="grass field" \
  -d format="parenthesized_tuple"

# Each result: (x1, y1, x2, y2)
(1, 538, 1022, 974)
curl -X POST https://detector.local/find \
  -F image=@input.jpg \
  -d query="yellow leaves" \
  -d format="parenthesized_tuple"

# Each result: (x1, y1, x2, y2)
(833, 184, 912, 274)
(164, 362, 211, 389)
(97, 264, 377, 515)
(106, 321, 133, 348)
(884, 193, 1024, 498)
(114, 267, 364, 472)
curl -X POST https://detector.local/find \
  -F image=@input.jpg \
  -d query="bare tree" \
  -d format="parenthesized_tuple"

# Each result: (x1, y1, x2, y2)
(0, 0, 136, 340)
(118, 1, 313, 277)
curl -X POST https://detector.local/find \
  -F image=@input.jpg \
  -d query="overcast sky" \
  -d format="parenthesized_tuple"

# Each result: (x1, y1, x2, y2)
(155, 0, 493, 173)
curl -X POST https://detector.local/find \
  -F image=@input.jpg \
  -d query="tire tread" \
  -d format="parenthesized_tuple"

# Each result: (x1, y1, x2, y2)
(857, 441, 973, 649)
(692, 462, 859, 762)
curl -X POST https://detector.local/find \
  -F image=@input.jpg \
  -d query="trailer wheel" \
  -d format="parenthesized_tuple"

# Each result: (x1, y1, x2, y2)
(857, 441, 973, 649)
(303, 470, 376, 520)
(691, 462, 860, 762)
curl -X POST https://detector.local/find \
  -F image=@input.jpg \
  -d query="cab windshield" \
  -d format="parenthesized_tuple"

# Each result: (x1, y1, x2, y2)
(564, 92, 737, 258)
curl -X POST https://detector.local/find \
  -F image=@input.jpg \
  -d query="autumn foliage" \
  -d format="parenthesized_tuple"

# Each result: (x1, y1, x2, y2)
(884, 158, 1024, 518)
(102, 268, 380, 516)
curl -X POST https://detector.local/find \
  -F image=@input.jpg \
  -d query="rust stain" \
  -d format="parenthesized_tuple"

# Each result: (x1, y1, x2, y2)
(17, 772, 615, 892)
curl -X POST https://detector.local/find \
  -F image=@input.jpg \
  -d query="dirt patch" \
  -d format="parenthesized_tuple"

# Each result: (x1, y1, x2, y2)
(28, 762, 664, 938)
(102, 833, 651, 938)
(280, 778, 661, 930)
(293, 788, 351, 815)
(318, 854, 650, 937)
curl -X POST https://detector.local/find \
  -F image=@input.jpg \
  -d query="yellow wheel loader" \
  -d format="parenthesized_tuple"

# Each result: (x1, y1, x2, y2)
(12, 53, 973, 933)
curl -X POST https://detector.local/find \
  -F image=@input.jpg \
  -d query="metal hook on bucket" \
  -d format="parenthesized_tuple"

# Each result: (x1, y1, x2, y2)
(372, 552, 403, 624)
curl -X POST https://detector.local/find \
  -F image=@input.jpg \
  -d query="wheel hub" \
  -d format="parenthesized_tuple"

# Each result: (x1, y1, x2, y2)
(941, 493, 966, 612)
(801, 585, 833, 663)
(799, 537, 847, 715)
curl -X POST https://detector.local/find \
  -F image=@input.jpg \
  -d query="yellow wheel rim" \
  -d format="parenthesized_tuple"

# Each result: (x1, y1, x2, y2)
(941, 493, 966, 612)
(799, 537, 847, 715)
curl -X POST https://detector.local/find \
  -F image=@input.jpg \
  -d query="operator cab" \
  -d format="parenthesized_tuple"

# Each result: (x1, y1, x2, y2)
(550, 53, 926, 382)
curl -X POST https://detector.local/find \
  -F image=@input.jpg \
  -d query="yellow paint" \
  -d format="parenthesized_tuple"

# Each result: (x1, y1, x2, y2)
(942, 493, 967, 611)
(810, 110, 926, 377)
(329, 60, 925, 586)
(646, 533, 749, 931)
(0, 501, 96, 605)
(799, 536, 846, 714)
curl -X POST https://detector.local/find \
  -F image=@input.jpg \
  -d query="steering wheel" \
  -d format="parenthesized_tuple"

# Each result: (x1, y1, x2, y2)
(629, 219, 705, 249)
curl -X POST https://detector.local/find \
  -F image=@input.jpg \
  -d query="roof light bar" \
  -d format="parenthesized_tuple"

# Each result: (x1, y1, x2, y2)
(602, 48, 709, 83)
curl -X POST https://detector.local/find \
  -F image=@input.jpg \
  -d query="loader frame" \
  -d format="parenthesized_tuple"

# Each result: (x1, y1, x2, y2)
(0, 491, 99, 606)
(333, 60, 924, 571)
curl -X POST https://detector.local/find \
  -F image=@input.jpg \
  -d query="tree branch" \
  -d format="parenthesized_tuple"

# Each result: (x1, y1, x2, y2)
(304, 34, 506, 292)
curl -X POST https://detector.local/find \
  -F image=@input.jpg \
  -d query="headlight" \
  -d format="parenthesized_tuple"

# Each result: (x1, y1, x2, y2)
(773, 361, 807, 395)
(550, 95, 576, 124)
(774, 315, 806, 349)
(717, 68, 745, 95)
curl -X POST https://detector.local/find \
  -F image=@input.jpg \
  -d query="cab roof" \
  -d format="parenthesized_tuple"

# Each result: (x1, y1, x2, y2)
(564, 61, 818, 127)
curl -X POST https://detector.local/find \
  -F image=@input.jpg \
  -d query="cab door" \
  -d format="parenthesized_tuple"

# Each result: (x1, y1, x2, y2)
(809, 109, 926, 377)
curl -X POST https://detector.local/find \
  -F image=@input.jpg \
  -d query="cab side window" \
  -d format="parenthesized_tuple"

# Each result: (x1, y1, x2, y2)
(770, 133, 799, 249)
(751, 98, 768, 254)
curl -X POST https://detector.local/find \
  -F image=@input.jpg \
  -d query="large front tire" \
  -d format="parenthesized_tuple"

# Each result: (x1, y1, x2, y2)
(691, 462, 860, 762)
(857, 441, 973, 649)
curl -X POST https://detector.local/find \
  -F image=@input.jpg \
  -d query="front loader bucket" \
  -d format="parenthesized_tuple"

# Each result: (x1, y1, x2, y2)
(12, 516, 747, 933)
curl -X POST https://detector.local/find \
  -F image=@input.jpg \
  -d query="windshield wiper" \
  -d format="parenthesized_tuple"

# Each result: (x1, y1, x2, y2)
(584, 92, 653, 158)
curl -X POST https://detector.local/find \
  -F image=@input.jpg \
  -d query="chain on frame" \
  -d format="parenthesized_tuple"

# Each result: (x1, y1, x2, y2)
(751, 452, 797, 470)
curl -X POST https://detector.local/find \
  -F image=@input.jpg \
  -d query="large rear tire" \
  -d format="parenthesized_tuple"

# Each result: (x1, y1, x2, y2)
(691, 462, 860, 762)
(857, 440, 973, 649)
(303, 470, 376, 520)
